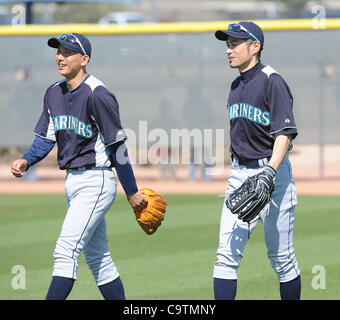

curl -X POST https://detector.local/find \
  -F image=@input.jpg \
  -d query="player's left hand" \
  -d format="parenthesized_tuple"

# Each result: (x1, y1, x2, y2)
(226, 165, 276, 223)
(255, 165, 276, 194)
(127, 190, 148, 214)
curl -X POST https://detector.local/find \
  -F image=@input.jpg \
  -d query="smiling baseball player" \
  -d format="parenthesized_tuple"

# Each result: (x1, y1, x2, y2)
(11, 33, 148, 300)
(213, 22, 301, 300)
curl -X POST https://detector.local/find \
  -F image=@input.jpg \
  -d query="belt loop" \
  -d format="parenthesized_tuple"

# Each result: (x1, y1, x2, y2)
(231, 154, 238, 168)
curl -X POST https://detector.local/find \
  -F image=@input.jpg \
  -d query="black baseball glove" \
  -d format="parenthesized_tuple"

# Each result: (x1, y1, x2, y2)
(225, 165, 276, 223)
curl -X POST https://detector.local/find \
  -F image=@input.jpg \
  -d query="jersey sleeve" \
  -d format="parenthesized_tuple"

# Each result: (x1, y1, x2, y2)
(33, 86, 56, 142)
(265, 74, 298, 140)
(107, 141, 138, 196)
(22, 135, 55, 169)
(87, 87, 127, 146)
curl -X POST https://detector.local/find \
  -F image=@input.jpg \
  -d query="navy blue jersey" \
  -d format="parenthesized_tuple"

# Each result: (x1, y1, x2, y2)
(227, 62, 298, 160)
(34, 74, 127, 170)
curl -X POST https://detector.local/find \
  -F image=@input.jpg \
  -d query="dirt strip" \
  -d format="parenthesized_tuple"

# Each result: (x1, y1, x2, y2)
(0, 170, 339, 196)
(1, 145, 339, 195)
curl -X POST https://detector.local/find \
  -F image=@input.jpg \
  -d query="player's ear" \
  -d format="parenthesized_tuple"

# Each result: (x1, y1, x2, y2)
(81, 55, 90, 67)
(252, 41, 261, 56)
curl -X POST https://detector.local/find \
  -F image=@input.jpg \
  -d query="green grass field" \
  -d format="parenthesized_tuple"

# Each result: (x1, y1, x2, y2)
(0, 193, 339, 300)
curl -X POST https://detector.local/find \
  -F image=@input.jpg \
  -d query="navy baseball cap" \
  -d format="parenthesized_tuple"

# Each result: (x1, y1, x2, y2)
(215, 21, 264, 49)
(48, 33, 92, 57)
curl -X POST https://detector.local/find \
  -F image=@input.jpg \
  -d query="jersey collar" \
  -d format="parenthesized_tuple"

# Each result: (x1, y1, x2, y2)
(240, 61, 263, 82)
(69, 73, 91, 95)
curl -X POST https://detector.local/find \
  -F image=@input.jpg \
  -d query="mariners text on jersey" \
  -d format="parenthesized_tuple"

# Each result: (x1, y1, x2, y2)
(228, 102, 270, 126)
(52, 115, 93, 138)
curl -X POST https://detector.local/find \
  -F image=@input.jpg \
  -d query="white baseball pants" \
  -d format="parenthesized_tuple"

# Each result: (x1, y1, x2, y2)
(52, 168, 120, 286)
(213, 153, 300, 283)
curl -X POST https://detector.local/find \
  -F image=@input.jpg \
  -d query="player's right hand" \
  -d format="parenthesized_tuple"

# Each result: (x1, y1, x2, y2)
(127, 190, 148, 214)
(11, 159, 28, 178)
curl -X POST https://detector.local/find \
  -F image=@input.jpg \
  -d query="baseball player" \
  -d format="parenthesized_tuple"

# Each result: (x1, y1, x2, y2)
(11, 33, 147, 300)
(213, 22, 301, 299)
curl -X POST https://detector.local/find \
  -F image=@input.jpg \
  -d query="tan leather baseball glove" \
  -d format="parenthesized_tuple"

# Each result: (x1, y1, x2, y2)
(135, 188, 167, 235)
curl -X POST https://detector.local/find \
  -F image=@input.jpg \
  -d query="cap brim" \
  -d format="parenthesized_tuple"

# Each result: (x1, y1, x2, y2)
(47, 37, 60, 48)
(215, 30, 251, 41)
